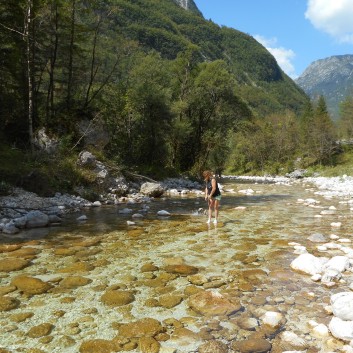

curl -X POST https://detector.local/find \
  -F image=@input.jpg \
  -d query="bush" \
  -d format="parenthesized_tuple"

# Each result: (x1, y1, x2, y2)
(0, 181, 12, 196)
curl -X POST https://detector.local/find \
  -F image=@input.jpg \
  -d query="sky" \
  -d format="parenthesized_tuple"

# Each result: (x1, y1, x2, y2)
(194, 0, 353, 79)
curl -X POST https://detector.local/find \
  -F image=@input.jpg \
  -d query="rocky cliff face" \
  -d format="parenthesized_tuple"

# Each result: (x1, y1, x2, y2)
(172, 0, 202, 15)
(295, 55, 353, 120)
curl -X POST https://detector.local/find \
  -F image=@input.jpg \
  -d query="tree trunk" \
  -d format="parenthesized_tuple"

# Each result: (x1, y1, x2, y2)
(25, 0, 34, 151)
(67, 0, 76, 109)
(46, 2, 59, 125)
(84, 15, 102, 109)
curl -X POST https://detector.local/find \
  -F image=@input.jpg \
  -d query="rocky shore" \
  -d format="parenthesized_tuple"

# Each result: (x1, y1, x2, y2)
(0, 178, 203, 236)
(2, 173, 353, 234)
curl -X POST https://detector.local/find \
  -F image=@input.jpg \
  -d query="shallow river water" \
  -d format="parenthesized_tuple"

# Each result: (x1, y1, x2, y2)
(1, 178, 353, 353)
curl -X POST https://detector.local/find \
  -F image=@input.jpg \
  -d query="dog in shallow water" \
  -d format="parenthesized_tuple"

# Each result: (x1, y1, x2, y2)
(198, 207, 207, 215)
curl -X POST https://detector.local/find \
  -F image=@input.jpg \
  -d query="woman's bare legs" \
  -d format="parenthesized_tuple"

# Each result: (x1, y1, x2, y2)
(214, 199, 219, 222)
(208, 199, 220, 223)
(208, 198, 215, 223)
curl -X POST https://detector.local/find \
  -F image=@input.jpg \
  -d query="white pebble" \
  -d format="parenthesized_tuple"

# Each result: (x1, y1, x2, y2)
(157, 210, 171, 216)
(312, 323, 329, 337)
(311, 274, 322, 282)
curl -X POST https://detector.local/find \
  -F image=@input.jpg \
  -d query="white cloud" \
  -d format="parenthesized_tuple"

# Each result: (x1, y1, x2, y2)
(305, 0, 353, 44)
(254, 35, 297, 79)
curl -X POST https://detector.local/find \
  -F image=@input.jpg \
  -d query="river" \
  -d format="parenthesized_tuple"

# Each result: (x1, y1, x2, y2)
(0, 178, 352, 353)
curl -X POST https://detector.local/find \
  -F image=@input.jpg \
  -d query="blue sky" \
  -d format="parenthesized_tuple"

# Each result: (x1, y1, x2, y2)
(194, 0, 353, 78)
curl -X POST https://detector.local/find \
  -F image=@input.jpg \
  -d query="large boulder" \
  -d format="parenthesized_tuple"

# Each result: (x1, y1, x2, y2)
(140, 182, 164, 197)
(25, 210, 49, 228)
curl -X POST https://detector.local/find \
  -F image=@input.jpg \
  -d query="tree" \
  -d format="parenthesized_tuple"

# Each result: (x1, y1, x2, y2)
(105, 52, 172, 169)
(168, 47, 199, 170)
(0, 0, 36, 147)
(308, 96, 337, 164)
(0, 1, 27, 142)
(338, 95, 353, 139)
(25, 0, 34, 150)
(185, 59, 252, 173)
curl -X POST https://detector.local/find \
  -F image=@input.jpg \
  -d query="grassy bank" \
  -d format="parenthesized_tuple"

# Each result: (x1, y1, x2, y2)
(0, 143, 96, 196)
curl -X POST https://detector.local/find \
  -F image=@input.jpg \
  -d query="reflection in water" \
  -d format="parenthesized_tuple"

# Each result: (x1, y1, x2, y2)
(0, 179, 352, 352)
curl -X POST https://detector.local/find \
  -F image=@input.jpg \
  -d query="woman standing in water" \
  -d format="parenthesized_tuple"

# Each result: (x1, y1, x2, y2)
(203, 170, 221, 224)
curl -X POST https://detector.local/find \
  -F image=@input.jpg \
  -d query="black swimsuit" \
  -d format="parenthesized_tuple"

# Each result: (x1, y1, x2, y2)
(206, 178, 221, 197)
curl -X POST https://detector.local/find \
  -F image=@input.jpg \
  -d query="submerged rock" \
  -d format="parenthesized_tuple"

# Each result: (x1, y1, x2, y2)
(261, 311, 286, 329)
(11, 276, 53, 296)
(27, 322, 54, 338)
(231, 338, 272, 353)
(0, 296, 20, 312)
(188, 290, 242, 316)
(118, 318, 164, 338)
(164, 264, 198, 276)
(101, 290, 135, 307)
(138, 336, 160, 353)
(198, 340, 229, 353)
(79, 339, 116, 353)
(0, 258, 31, 272)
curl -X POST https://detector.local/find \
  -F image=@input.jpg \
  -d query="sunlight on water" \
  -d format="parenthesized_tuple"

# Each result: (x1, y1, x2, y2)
(1, 179, 352, 352)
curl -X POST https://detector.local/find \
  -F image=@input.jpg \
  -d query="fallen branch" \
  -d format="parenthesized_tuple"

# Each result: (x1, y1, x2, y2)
(123, 171, 157, 183)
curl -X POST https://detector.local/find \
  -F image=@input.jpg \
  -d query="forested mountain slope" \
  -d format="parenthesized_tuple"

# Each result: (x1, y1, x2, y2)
(0, 0, 309, 178)
(111, 0, 308, 114)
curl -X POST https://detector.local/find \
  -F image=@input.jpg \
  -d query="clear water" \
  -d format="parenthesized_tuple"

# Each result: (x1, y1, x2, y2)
(1, 179, 352, 352)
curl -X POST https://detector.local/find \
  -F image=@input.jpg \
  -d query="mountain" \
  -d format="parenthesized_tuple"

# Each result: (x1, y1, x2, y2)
(113, 0, 308, 116)
(172, 0, 202, 14)
(295, 55, 353, 120)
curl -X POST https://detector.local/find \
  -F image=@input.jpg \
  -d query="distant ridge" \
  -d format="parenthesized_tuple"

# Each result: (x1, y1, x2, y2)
(295, 54, 353, 120)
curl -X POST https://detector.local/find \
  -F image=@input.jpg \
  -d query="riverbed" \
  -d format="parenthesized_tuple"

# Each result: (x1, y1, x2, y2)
(1, 178, 352, 353)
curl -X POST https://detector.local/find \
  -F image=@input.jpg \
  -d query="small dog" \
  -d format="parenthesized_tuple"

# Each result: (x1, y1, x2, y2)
(198, 207, 207, 215)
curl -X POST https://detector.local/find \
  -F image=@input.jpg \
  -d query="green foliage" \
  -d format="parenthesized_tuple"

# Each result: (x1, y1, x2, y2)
(338, 95, 353, 139)
(1, 0, 332, 181)
(0, 142, 31, 183)
(0, 134, 103, 195)
(0, 181, 12, 196)
(306, 144, 353, 176)
(306, 96, 338, 165)
(226, 102, 340, 176)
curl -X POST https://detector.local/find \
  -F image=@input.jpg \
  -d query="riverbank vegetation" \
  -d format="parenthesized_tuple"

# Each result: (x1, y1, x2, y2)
(1, 0, 353, 196)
